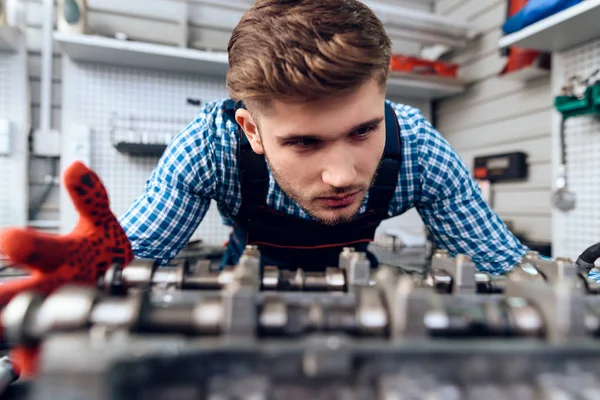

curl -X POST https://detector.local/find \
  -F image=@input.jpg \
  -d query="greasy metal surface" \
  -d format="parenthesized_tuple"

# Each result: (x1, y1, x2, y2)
(7, 249, 600, 399)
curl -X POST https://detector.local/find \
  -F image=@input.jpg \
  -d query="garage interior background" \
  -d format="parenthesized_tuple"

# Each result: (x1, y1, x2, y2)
(0, 0, 598, 262)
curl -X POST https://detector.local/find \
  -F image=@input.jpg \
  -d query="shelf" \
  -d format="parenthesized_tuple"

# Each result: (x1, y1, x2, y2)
(53, 33, 463, 100)
(387, 72, 465, 100)
(0, 26, 21, 52)
(366, 2, 471, 49)
(54, 32, 229, 76)
(499, 0, 600, 52)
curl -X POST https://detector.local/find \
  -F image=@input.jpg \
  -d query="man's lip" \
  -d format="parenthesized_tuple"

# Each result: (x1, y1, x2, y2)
(320, 191, 360, 200)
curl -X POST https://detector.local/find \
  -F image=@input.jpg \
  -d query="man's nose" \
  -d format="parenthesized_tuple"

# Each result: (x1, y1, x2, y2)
(321, 149, 357, 188)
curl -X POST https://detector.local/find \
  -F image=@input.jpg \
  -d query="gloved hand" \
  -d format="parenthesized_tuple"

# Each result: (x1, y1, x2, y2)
(0, 160, 134, 377)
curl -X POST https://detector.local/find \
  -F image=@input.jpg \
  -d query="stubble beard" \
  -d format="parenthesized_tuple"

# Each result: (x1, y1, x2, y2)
(264, 152, 381, 226)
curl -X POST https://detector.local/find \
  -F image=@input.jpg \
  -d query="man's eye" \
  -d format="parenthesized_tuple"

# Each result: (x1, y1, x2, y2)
(287, 138, 318, 148)
(353, 125, 377, 138)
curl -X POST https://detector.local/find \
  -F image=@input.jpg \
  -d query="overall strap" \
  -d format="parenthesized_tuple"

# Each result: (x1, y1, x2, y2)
(239, 135, 269, 210)
(226, 101, 269, 213)
(366, 103, 402, 214)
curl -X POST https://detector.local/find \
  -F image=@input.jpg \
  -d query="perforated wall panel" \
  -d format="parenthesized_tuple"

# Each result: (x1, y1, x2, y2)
(0, 43, 29, 230)
(557, 38, 600, 260)
(60, 61, 232, 246)
(0, 56, 14, 227)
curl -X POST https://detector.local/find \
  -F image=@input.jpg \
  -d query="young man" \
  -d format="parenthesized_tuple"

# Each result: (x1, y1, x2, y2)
(119, 0, 528, 273)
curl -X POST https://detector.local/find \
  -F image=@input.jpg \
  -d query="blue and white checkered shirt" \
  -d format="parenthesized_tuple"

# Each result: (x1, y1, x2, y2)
(119, 99, 529, 273)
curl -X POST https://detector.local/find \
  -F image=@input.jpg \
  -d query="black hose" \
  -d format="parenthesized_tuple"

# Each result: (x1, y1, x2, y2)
(576, 241, 600, 273)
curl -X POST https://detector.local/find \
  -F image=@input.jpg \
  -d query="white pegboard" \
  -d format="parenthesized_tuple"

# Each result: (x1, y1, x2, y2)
(60, 58, 233, 246)
(553, 38, 600, 260)
(0, 37, 29, 230)
(0, 57, 13, 227)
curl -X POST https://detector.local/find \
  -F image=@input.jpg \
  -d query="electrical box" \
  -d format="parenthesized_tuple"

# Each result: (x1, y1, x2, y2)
(70, 124, 91, 165)
(33, 129, 61, 157)
(473, 152, 528, 183)
(0, 119, 12, 155)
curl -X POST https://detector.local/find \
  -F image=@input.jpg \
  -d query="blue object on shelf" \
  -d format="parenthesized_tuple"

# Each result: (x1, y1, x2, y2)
(502, 0, 584, 35)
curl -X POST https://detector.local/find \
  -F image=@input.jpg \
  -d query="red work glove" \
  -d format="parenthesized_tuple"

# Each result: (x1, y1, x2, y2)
(0, 161, 134, 377)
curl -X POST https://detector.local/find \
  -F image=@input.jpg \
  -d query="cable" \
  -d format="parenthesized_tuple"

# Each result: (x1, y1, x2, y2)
(576, 241, 600, 273)
(559, 117, 566, 167)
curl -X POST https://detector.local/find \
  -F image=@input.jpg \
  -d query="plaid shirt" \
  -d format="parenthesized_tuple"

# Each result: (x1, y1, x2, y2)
(119, 99, 529, 273)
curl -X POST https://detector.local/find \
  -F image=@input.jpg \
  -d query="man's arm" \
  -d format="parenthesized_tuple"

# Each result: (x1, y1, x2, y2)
(119, 112, 219, 265)
(414, 117, 529, 274)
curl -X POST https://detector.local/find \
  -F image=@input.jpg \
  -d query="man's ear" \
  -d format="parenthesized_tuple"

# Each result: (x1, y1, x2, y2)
(235, 109, 264, 155)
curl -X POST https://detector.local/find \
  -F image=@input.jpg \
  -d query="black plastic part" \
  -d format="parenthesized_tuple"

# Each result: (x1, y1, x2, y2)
(1, 380, 30, 400)
(473, 151, 528, 182)
(187, 98, 202, 106)
(520, 240, 552, 258)
(576, 241, 600, 272)
(113, 142, 168, 157)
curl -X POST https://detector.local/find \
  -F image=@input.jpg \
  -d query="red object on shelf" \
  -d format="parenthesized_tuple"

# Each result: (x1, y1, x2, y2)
(501, 0, 549, 75)
(390, 55, 459, 78)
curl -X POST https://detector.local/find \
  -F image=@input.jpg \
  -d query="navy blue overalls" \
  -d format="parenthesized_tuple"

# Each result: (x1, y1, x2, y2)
(220, 101, 402, 271)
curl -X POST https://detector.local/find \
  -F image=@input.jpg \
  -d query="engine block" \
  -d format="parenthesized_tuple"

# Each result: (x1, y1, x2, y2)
(3, 247, 600, 399)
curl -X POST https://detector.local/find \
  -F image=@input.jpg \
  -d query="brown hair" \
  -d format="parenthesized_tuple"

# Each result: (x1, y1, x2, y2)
(226, 0, 392, 112)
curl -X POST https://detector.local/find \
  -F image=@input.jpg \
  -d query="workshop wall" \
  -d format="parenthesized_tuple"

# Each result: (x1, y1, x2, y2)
(0, 30, 29, 230)
(21, 0, 435, 244)
(25, 0, 62, 230)
(551, 39, 600, 260)
(434, 0, 553, 244)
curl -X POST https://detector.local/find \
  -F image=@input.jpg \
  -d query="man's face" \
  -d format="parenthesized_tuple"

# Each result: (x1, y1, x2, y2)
(236, 79, 387, 225)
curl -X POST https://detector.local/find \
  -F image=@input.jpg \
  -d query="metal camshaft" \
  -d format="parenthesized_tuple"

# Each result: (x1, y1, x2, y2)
(5, 266, 600, 347)
(98, 245, 368, 294)
(0, 247, 387, 345)
(427, 249, 598, 295)
(99, 246, 599, 300)
(5, 245, 600, 347)
(98, 245, 494, 296)
(0, 286, 390, 346)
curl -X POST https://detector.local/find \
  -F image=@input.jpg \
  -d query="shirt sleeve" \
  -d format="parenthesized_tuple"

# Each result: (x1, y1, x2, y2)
(414, 116, 529, 274)
(119, 110, 219, 265)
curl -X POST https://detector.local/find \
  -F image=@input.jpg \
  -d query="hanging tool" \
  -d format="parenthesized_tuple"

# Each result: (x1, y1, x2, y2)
(551, 117, 576, 212)
(551, 69, 600, 212)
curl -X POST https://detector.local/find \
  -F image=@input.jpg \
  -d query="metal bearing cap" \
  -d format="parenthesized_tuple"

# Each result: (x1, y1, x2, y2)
(121, 259, 157, 289)
(34, 285, 99, 334)
(262, 266, 280, 290)
(2, 291, 45, 346)
(174, 259, 187, 289)
(325, 267, 346, 291)
(89, 289, 149, 330)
